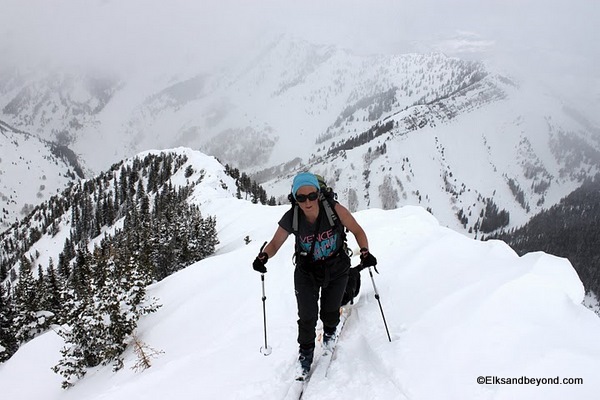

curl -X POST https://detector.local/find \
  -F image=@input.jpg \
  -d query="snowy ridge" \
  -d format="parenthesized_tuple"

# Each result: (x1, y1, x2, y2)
(0, 149, 599, 399)
(0, 147, 236, 276)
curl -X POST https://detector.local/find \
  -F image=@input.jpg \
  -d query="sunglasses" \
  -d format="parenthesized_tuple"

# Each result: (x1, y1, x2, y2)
(296, 191, 319, 203)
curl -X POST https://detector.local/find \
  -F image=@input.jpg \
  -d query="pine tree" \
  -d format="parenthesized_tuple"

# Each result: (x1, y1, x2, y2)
(52, 298, 96, 388)
(201, 216, 219, 257)
(44, 258, 63, 324)
(0, 283, 17, 362)
(33, 264, 56, 330)
(71, 247, 92, 301)
(119, 166, 128, 207)
(13, 257, 43, 343)
(53, 255, 160, 387)
(57, 251, 70, 281)
(0, 261, 7, 282)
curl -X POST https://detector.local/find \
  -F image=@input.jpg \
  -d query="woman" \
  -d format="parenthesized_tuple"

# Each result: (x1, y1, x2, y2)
(252, 172, 377, 377)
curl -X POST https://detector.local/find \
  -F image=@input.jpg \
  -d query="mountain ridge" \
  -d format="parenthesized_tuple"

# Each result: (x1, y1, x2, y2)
(1, 36, 599, 237)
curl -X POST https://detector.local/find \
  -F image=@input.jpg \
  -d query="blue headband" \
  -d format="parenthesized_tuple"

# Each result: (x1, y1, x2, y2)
(292, 172, 320, 198)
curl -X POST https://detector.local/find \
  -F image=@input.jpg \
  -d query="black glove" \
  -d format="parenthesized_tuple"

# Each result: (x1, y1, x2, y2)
(253, 252, 269, 273)
(359, 248, 377, 268)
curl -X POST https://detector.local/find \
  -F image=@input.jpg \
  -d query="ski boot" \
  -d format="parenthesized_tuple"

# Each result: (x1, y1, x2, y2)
(295, 345, 314, 381)
(322, 326, 337, 352)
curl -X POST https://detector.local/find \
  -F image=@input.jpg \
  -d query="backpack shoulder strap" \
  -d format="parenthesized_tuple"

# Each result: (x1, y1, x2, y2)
(320, 194, 337, 228)
(323, 197, 350, 257)
(292, 204, 299, 233)
(290, 193, 343, 234)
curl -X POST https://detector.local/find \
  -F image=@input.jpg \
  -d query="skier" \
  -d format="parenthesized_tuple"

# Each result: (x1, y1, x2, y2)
(252, 172, 377, 377)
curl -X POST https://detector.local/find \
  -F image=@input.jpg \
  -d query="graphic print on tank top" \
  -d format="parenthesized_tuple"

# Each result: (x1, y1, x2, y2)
(278, 204, 345, 262)
(298, 227, 340, 261)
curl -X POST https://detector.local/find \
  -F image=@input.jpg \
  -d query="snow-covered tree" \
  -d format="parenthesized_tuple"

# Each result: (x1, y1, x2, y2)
(43, 258, 63, 324)
(53, 255, 160, 388)
(12, 258, 46, 344)
(0, 283, 17, 362)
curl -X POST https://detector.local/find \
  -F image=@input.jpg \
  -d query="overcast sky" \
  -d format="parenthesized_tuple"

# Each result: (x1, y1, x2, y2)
(1, 0, 598, 115)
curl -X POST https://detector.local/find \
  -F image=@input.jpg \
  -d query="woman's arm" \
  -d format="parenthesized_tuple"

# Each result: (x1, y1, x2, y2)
(334, 203, 369, 250)
(263, 226, 291, 259)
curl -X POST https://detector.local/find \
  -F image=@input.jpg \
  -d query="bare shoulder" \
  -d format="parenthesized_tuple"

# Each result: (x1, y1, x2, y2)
(334, 202, 357, 225)
(334, 202, 350, 217)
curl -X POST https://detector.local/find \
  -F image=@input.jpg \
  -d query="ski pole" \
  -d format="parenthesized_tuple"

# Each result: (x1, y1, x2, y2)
(259, 242, 272, 356)
(367, 266, 392, 342)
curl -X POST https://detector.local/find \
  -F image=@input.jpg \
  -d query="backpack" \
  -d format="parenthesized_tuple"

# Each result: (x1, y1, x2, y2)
(341, 266, 362, 306)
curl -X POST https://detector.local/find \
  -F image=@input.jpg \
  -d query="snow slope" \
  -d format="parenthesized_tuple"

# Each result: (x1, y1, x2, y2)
(1, 167, 599, 399)
(0, 120, 82, 230)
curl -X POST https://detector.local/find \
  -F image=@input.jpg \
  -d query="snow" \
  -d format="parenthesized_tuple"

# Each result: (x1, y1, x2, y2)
(1, 171, 600, 400)
(0, 124, 76, 230)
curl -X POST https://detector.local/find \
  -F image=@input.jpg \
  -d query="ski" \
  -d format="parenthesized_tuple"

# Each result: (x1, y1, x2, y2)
(283, 307, 351, 400)
(283, 357, 318, 399)
(284, 332, 324, 400)
(307, 307, 350, 382)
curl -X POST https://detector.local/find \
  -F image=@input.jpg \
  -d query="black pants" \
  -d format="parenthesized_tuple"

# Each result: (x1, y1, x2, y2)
(294, 255, 350, 348)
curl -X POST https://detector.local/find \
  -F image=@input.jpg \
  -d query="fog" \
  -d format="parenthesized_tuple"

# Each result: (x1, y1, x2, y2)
(1, 0, 598, 117)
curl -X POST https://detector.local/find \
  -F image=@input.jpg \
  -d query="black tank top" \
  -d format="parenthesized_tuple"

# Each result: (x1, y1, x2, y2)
(278, 204, 345, 262)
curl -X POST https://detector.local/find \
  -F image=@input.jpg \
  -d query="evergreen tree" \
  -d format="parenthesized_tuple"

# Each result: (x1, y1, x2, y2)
(104, 192, 115, 227)
(70, 247, 92, 301)
(12, 257, 43, 343)
(57, 251, 70, 281)
(119, 166, 128, 206)
(53, 256, 160, 387)
(52, 296, 96, 388)
(0, 283, 17, 362)
(44, 258, 63, 324)
(113, 175, 120, 209)
(1, 261, 7, 282)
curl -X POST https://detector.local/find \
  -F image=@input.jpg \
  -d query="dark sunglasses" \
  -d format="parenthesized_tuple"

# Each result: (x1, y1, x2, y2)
(296, 191, 319, 203)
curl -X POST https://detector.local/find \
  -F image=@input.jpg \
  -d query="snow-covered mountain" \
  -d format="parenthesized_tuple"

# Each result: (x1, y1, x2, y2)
(1, 148, 599, 400)
(0, 119, 84, 230)
(0, 148, 235, 279)
(0, 37, 492, 171)
(263, 75, 600, 235)
(1, 36, 599, 235)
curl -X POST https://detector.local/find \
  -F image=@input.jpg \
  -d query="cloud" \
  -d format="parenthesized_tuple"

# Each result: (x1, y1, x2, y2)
(0, 0, 598, 114)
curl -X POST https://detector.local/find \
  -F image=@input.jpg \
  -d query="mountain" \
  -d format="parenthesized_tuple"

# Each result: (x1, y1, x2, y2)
(0, 119, 84, 231)
(488, 174, 600, 296)
(0, 38, 495, 171)
(0, 148, 599, 399)
(0, 148, 236, 285)
(263, 74, 600, 236)
(1, 36, 599, 236)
